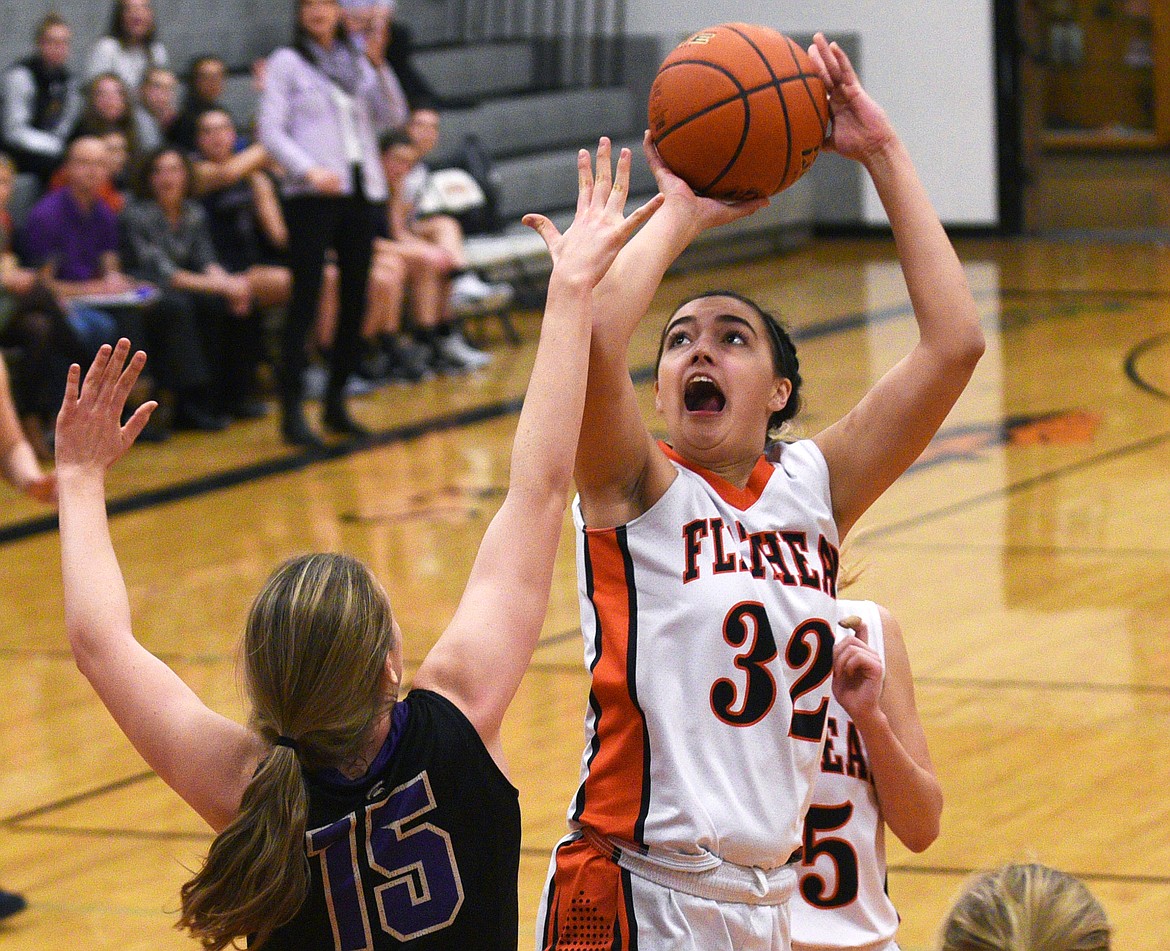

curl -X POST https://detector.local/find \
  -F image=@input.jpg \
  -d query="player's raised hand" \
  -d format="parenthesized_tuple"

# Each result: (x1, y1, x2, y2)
(642, 130, 768, 230)
(56, 340, 156, 475)
(832, 614, 885, 723)
(808, 33, 895, 164)
(523, 137, 665, 288)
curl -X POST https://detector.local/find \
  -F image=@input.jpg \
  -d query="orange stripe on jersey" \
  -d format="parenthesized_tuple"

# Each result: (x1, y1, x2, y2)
(576, 526, 650, 845)
(543, 837, 639, 951)
(660, 441, 774, 510)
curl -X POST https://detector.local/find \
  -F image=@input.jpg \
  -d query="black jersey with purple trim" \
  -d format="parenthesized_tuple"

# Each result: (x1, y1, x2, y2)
(259, 689, 521, 950)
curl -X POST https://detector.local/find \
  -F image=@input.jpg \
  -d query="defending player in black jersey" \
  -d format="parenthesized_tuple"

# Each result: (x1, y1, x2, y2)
(54, 143, 663, 950)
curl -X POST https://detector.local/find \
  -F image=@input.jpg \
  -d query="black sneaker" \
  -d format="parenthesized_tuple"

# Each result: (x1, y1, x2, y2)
(0, 889, 27, 920)
(322, 400, 371, 439)
(174, 405, 231, 432)
(427, 349, 469, 376)
(228, 399, 270, 420)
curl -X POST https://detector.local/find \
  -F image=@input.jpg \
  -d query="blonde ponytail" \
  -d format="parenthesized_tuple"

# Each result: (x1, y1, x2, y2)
(179, 746, 309, 949)
(177, 553, 397, 949)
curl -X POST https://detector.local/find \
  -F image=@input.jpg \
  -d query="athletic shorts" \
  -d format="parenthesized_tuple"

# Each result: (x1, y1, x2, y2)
(535, 834, 795, 951)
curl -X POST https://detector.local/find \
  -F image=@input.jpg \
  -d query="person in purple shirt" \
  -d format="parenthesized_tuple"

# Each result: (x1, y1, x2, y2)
(258, 0, 408, 448)
(23, 138, 123, 283)
(20, 136, 128, 420)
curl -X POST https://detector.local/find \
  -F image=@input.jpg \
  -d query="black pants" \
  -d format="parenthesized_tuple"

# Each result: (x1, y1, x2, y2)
(0, 287, 87, 420)
(136, 290, 227, 409)
(280, 187, 379, 407)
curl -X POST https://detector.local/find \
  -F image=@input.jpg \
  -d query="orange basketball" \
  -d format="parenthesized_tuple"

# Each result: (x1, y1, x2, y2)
(648, 23, 829, 201)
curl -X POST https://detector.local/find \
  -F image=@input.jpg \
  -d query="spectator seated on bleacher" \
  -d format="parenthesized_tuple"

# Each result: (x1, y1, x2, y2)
(403, 112, 514, 320)
(86, 0, 169, 98)
(348, 1, 440, 111)
(1, 13, 83, 185)
(192, 108, 292, 415)
(378, 129, 498, 373)
(137, 65, 181, 150)
(3, 145, 120, 448)
(0, 350, 54, 505)
(46, 129, 130, 214)
(122, 146, 262, 432)
(338, 0, 394, 54)
(71, 72, 145, 169)
(171, 55, 229, 153)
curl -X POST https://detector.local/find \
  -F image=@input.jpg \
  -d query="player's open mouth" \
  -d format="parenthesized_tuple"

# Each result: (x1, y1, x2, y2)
(684, 375, 726, 413)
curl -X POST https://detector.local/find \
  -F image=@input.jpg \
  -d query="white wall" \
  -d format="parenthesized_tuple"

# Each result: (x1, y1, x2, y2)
(625, 1, 999, 227)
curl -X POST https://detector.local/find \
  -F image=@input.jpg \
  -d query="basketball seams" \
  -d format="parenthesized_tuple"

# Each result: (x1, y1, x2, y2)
(651, 59, 748, 143)
(726, 24, 793, 192)
(783, 35, 830, 140)
(648, 24, 828, 199)
(652, 64, 821, 144)
(651, 58, 751, 192)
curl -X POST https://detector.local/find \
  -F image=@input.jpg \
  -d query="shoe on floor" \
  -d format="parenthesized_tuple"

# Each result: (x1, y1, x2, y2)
(0, 889, 27, 920)
(449, 272, 514, 313)
(322, 401, 371, 438)
(428, 349, 470, 376)
(281, 407, 325, 449)
(174, 405, 230, 432)
(438, 331, 491, 369)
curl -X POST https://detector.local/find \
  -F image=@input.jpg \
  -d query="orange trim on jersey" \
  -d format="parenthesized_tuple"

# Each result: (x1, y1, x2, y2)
(578, 529, 649, 844)
(544, 837, 636, 951)
(659, 441, 774, 510)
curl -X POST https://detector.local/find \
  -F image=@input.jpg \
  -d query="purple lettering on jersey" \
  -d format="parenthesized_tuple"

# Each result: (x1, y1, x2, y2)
(368, 773, 465, 941)
(306, 772, 465, 950)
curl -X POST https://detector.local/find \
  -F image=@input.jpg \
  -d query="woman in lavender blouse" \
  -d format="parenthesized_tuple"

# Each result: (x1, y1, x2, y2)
(258, 0, 408, 447)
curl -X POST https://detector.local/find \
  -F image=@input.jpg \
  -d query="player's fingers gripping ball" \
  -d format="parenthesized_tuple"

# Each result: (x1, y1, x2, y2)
(648, 23, 830, 201)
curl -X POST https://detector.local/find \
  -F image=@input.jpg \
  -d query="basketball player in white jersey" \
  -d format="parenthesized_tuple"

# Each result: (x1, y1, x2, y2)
(792, 600, 942, 951)
(537, 34, 983, 951)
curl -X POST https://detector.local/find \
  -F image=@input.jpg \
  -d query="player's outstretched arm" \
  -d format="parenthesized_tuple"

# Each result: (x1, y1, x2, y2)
(833, 607, 942, 852)
(575, 135, 766, 526)
(809, 33, 984, 538)
(0, 357, 55, 505)
(56, 342, 264, 831)
(414, 144, 663, 765)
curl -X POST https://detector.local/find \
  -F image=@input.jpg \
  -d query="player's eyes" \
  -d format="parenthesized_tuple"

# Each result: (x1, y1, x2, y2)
(666, 331, 690, 348)
(725, 331, 747, 345)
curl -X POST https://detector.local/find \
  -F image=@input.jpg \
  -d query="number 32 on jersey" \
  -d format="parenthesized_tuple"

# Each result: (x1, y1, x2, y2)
(710, 601, 833, 737)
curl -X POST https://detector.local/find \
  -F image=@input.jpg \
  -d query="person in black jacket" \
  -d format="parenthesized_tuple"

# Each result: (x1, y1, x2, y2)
(1, 13, 83, 183)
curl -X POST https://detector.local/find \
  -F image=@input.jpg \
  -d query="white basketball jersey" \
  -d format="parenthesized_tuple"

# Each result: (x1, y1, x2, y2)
(791, 599, 900, 951)
(568, 440, 840, 868)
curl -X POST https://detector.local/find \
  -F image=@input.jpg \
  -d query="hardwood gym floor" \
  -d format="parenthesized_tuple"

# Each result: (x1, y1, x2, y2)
(1, 230, 1169, 949)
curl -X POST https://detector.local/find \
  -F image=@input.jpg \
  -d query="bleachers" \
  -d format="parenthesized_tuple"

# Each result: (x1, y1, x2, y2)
(1, 2, 850, 305)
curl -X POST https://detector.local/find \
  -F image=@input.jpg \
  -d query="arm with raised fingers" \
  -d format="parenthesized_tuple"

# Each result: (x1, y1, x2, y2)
(572, 134, 768, 525)
(809, 33, 984, 538)
(56, 341, 263, 831)
(833, 608, 942, 852)
(414, 144, 664, 767)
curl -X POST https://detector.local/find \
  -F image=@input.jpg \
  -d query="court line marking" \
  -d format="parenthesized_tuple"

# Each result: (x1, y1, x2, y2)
(1125, 330, 1170, 401)
(887, 863, 1170, 888)
(524, 659, 1170, 695)
(857, 540, 1170, 556)
(6, 822, 210, 843)
(855, 428, 1170, 544)
(3, 771, 154, 825)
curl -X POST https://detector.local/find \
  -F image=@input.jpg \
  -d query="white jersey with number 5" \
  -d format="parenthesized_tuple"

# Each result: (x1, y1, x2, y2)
(566, 439, 840, 867)
(791, 598, 900, 951)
